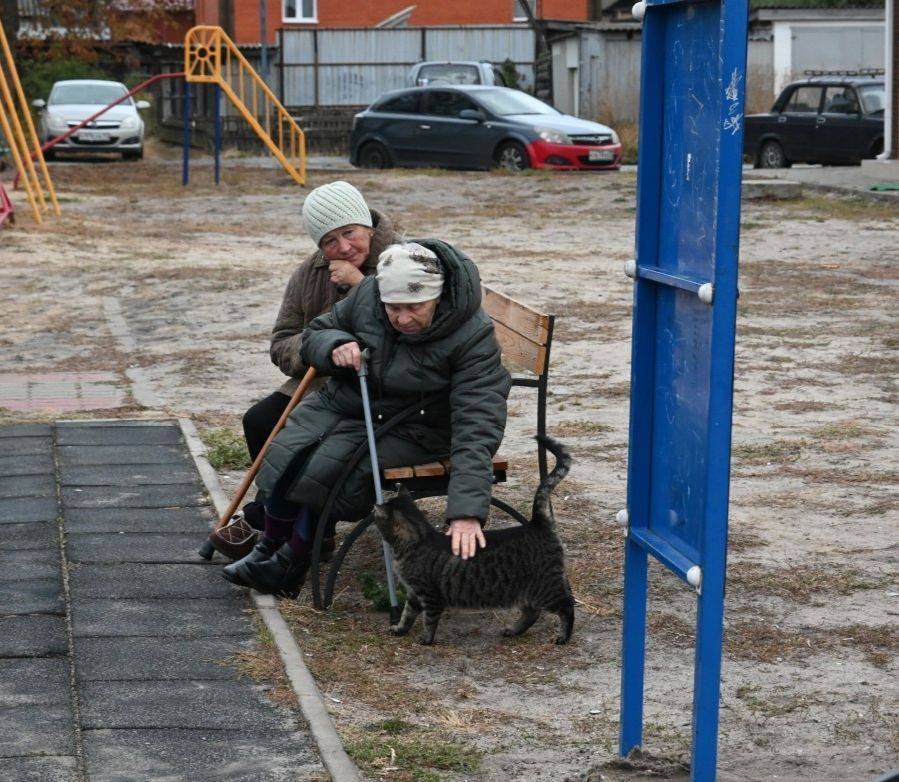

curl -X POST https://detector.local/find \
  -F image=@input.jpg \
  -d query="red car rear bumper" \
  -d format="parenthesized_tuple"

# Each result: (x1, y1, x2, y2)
(526, 139, 623, 170)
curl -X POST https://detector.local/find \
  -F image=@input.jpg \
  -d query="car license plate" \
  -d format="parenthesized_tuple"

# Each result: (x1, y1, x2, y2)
(589, 150, 615, 162)
(77, 130, 111, 142)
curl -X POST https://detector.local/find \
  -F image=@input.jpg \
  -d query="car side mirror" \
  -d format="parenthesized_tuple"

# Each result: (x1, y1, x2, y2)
(459, 109, 485, 122)
(135, 100, 150, 110)
(31, 98, 46, 109)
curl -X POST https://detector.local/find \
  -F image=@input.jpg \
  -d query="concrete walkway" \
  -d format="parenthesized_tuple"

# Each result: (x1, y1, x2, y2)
(0, 420, 326, 782)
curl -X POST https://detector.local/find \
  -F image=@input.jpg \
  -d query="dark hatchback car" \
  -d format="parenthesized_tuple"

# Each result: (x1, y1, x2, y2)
(744, 76, 884, 167)
(349, 85, 622, 171)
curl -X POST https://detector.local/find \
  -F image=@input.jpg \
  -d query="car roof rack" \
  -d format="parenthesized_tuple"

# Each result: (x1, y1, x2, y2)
(803, 68, 884, 78)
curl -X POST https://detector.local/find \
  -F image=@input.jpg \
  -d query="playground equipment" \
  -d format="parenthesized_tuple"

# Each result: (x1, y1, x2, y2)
(184, 26, 306, 185)
(619, 0, 749, 780)
(0, 18, 59, 224)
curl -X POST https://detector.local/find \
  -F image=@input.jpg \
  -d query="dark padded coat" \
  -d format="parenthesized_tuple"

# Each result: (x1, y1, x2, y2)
(254, 239, 511, 524)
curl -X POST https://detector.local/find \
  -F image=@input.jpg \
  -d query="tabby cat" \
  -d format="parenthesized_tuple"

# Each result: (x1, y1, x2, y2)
(373, 435, 575, 645)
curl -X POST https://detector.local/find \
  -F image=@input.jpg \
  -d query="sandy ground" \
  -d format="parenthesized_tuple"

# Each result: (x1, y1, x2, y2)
(1, 146, 897, 782)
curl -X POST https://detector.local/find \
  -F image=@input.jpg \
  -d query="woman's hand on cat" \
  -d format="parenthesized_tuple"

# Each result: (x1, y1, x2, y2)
(446, 518, 485, 560)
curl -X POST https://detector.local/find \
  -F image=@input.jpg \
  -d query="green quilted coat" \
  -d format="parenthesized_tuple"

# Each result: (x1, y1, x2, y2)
(254, 239, 511, 523)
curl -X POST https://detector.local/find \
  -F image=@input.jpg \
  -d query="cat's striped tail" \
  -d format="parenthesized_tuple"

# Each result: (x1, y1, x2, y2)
(531, 435, 572, 527)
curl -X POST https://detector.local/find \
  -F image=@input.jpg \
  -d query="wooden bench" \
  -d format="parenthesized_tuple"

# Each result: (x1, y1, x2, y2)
(310, 285, 555, 609)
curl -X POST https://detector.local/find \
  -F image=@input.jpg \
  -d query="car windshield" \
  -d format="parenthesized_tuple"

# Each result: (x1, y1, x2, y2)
(472, 89, 559, 116)
(50, 83, 129, 106)
(858, 84, 885, 114)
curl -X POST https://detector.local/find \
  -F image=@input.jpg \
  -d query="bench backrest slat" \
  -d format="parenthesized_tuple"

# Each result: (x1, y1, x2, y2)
(482, 285, 551, 377)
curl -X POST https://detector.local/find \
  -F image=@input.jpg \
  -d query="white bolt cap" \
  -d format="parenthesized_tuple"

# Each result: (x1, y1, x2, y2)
(616, 508, 629, 526)
(686, 565, 702, 588)
(624, 259, 637, 279)
(697, 282, 714, 304)
(632, 1, 646, 20)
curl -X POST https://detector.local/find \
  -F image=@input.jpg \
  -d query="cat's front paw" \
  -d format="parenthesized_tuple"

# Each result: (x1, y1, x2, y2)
(389, 624, 409, 636)
(501, 627, 516, 638)
(554, 634, 570, 645)
(418, 636, 435, 646)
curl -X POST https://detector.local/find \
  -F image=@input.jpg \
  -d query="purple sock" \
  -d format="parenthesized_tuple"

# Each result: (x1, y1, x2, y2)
(288, 507, 313, 558)
(263, 511, 295, 543)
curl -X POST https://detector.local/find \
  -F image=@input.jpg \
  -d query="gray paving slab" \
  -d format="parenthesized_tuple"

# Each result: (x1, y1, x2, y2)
(0, 453, 55, 477)
(56, 443, 191, 467)
(72, 598, 254, 638)
(70, 563, 234, 599)
(0, 614, 68, 656)
(0, 521, 59, 551)
(56, 426, 184, 447)
(0, 756, 78, 782)
(82, 728, 323, 782)
(79, 679, 295, 730)
(0, 657, 71, 706)
(75, 636, 250, 681)
(60, 483, 207, 509)
(62, 506, 214, 534)
(0, 495, 57, 524)
(0, 703, 75, 756)
(0, 437, 52, 456)
(0, 473, 56, 499)
(0, 547, 60, 581)
(66, 532, 209, 564)
(0, 424, 52, 438)
(0, 577, 64, 615)
(60, 462, 202, 487)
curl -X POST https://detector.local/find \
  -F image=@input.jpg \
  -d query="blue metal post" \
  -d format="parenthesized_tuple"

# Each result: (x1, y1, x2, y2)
(619, 538, 648, 754)
(214, 84, 222, 186)
(182, 80, 191, 187)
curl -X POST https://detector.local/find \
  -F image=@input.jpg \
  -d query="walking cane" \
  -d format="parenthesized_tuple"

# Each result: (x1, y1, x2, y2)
(199, 367, 318, 560)
(357, 348, 403, 624)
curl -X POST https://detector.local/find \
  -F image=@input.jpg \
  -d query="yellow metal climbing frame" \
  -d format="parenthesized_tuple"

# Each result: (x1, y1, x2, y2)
(0, 20, 60, 224)
(185, 26, 306, 186)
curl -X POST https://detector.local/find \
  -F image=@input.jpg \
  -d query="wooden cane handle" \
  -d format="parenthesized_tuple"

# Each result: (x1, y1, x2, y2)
(215, 367, 318, 529)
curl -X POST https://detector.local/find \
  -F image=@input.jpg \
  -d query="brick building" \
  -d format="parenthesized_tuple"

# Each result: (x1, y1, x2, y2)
(195, 0, 595, 45)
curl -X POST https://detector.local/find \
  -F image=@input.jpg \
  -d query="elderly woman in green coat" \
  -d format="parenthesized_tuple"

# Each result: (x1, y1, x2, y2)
(223, 240, 511, 596)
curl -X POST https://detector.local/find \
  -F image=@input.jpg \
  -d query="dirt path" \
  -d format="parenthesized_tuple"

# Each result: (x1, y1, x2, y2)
(1, 150, 896, 781)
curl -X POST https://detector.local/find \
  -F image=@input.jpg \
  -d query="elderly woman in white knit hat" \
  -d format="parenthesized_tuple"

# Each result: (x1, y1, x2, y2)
(207, 181, 401, 560)
(222, 240, 511, 596)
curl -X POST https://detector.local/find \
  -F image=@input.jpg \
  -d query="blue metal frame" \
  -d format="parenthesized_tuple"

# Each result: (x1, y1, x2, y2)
(619, 0, 749, 779)
(182, 81, 191, 187)
(214, 84, 222, 186)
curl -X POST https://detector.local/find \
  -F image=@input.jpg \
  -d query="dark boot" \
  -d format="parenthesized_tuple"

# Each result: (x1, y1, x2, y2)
(238, 543, 310, 598)
(222, 535, 282, 587)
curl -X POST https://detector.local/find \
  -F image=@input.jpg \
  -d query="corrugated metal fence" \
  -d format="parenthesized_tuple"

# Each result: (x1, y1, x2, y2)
(278, 26, 536, 107)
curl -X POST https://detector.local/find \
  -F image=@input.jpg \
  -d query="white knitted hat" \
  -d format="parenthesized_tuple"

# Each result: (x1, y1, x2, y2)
(377, 243, 444, 304)
(301, 181, 372, 246)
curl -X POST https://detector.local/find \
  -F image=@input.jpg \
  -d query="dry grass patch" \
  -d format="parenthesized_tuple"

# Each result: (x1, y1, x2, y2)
(782, 195, 899, 223)
(228, 627, 298, 708)
(728, 562, 884, 603)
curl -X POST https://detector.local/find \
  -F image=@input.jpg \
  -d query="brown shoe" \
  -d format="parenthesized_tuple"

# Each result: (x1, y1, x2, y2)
(208, 512, 258, 561)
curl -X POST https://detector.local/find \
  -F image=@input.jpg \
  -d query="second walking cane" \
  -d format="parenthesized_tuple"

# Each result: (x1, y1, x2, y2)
(357, 348, 402, 624)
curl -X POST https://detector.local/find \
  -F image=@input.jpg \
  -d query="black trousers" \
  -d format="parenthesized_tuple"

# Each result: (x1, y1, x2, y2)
(242, 391, 291, 461)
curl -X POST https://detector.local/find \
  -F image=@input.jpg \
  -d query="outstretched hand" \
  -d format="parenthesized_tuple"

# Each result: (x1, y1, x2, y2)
(331, 341, 362, 371)
(446, 518, 486, 560)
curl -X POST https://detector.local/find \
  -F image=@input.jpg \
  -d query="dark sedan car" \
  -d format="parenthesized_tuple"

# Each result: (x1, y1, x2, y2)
(349, 85, 622, 171)
(744, 76, 884, 167)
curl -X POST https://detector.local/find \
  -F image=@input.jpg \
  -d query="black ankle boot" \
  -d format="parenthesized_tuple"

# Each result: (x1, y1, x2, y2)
(238, 543, 310, 598)
(222, 535, 282, 587)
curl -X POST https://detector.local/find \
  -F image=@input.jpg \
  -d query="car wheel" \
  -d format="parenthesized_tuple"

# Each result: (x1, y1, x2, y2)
(43, 147, 56, 162)
(358, 141, 393, 169)
(869, 138, 884, 159)
(123, 147, 143, 161)
(757, 140, 788, 169)
(495, 141, 530, 171)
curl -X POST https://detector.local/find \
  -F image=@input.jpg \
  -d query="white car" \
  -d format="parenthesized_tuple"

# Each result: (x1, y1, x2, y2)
(33, 79, 149, 161)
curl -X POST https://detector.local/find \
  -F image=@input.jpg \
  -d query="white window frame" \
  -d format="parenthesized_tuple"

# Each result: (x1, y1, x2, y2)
(283, 0, 318, 23)
(513, 0, 537, 22)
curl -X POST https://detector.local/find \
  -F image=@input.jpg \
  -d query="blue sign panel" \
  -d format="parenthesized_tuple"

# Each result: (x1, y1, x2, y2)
(618, 0, 749, 779)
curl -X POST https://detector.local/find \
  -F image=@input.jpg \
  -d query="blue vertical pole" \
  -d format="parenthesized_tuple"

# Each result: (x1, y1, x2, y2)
(619, 538, 648, 755)
(182, 80, 191, 187)
(214, 84, 222, 186)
